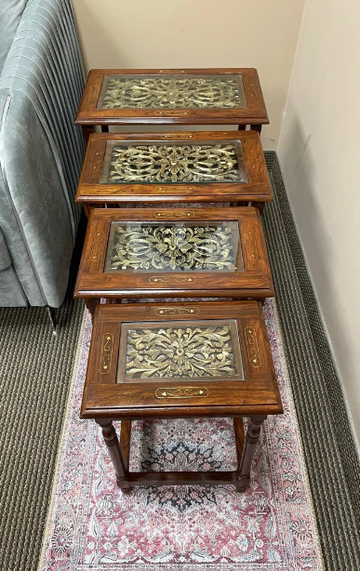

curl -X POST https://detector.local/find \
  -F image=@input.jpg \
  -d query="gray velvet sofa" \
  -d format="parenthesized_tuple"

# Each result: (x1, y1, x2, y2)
(0, 0, 85, 308)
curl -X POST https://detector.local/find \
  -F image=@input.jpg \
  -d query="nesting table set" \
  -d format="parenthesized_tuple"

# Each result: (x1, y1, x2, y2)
(74, 69, 283, 493)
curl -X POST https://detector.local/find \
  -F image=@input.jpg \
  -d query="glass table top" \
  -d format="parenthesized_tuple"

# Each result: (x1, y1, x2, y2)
(104, 221, 244, 273)
(117, 319, 244, 383)
(97, 74, 247, 110)
(100, 140, 248, 185)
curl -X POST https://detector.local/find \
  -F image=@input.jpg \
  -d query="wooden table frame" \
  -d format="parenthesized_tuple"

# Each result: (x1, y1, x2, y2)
(81, 301, 283, 492)
(74, 207, 274, 316)
(75, 68, 268, 132)
(76, 130, 272, 214)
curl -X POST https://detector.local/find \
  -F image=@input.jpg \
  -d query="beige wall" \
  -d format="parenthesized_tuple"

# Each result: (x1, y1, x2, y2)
(72, 0, 305, 149)
(278, 0, 360, 442)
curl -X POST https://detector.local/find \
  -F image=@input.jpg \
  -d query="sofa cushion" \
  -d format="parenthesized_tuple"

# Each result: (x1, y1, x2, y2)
(0, 226, 11, 271)
(0, 1, 27, 72)
(0, 227, 27, 306)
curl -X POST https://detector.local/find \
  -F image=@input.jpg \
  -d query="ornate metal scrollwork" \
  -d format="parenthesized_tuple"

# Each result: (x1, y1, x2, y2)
(106, 222, 238, 272)
(104, 143, 242, 184)
(125, 324, 237, 379)
(100, 76, 243, 109)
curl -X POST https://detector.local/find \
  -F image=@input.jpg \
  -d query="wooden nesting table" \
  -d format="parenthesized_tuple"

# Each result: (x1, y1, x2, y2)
(75, 68, 268, 133)
(76, 130, 272, 215)
(75, 207, 274, 316)
(75, 66, 281, 493)
(81, 301, 283, 492)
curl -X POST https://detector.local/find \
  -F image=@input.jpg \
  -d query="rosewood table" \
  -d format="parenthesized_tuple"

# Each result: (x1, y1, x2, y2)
(74, 206, 274, 316)
(81, 301, 283, 492)
(75, 68, 268, 134)
(76, 130, 272, 215)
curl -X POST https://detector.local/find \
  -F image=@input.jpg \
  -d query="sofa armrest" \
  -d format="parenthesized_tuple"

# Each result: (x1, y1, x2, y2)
(0, 0, 85, 307)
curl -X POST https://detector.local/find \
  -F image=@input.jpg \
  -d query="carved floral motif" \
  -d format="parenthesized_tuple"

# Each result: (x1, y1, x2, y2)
(106, 222, 239, 272)
(125, 324, 237, 379)
(104, 143, 244, 184)
(99, 76, 244, 109)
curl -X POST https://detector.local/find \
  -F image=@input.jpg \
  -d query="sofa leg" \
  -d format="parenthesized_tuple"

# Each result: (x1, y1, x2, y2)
(46, 306, 57, 335)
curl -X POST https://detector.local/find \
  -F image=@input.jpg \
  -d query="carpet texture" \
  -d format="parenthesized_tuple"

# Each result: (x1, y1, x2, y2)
(0, 222, 86, 571)
(263, 153, 360, 571)
(40, 299, 324, 570)
(0, 152, 359, 571)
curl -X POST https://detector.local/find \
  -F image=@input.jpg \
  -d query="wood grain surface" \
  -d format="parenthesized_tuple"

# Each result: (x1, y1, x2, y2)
(74, 207, 274, 302)
(75, 68, 268, 126)
(76, 130, 272, 206)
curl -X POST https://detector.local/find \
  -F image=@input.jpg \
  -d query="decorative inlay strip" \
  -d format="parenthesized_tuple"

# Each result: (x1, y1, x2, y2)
(154, 211, 194, 217)
(246, 231, 259, 266)
(105, 222, 240, 272)
(99, 333, 114, 374)
(98, 75, 245, 109)
(92, 150, 101, 172)
(148, 276, 169, 283)
(160, 134, 195, 139)
(155, 387, 209, 399)
(148, 276, 197, 284)
(154, 307, 200, 316)
(175, 277, 197, 283)
(244, 326, 261, 368)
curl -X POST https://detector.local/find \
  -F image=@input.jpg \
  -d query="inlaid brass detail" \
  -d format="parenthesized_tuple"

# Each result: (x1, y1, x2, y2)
(246, 231, 259, 267)
(148, 276, 197, 284)
(125, 323, 237, 379)
(154, 307, 200, 316)
(98, 75, 245, 109)
(99, 333, 114, 374)
(244, 326, 261, 368)
(160, 134, 195, 139)
(92, 150, 100, 167)
(155, 110, 189, 116)
(102, 143, 244, 184)
(148, 276, 169, 284)
(155, 386, 209, 399)
(154, 211, 194, 217)
(105, 222, 239, 272)
(175, 277, 196, 283)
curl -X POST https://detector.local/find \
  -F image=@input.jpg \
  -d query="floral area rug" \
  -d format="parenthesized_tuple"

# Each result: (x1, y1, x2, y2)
(40, 300, 323, 571)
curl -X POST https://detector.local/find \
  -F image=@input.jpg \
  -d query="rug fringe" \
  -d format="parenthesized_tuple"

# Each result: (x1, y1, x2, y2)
(37, 306, 88, 571)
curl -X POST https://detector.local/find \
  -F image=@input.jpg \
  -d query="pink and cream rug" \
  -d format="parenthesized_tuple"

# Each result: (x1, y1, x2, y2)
(40, 300, 324, 571)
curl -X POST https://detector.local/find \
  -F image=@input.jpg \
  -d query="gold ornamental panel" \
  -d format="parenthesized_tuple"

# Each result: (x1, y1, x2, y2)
(104, 221, 243, 273)
(117, 319, 244, 383)
(100, 141, 247, 184)
(97, 74, 247, 109)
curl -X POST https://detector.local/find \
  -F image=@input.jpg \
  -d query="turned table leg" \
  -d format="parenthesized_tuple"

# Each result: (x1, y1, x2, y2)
(96, 419, 130, 490)
(236, 415, 267, 492)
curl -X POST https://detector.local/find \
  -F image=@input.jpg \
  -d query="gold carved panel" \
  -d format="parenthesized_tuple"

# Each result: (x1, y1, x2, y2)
(104, 221, 243, 273)
(98, 74, 246, 109)
(100, 141, 247, 184)
(117, 319, 244, 383)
